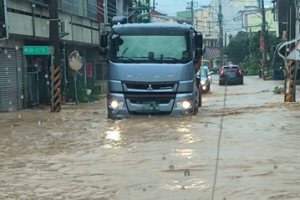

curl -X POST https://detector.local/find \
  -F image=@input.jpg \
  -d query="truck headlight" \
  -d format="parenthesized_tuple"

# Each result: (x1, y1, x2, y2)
(110, 100, 123, 109)
(200, 80, 206, 85)
(177, 100, 191, 109)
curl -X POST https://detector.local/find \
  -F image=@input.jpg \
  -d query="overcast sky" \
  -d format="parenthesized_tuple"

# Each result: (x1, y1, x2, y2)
(154, 0, 212, 16)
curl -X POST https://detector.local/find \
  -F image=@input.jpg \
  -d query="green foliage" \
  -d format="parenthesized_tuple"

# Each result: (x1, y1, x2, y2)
(273, 86, 284, 94)
(77, 83, 91, 103)
(224, 31, 285, 76)
(92, 85, 101, 95)
(66, 86, 75, 99)
(92, 85, 102, 101)
(223, 31, 250, 64)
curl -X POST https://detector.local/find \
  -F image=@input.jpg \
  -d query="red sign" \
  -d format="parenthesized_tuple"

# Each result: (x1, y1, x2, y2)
(86, 62, 92, 77)
(260, 32, 264, 53)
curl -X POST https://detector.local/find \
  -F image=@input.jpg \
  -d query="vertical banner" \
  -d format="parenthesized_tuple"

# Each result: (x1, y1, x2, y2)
(86, 62, 92, 77)
(260, 31, 264, 53)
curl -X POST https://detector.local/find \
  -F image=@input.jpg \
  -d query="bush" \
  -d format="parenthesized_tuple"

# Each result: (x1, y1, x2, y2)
(77, 83, 91, 103)
(273, 86, 284, 94)
(92, 85, 101, 100)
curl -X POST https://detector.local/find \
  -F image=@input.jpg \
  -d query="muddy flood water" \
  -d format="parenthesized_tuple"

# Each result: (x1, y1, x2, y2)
(1, 76, 300, 200)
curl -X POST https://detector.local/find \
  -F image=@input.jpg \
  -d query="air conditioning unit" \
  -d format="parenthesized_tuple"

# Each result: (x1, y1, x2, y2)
(60, 20, 69, 34)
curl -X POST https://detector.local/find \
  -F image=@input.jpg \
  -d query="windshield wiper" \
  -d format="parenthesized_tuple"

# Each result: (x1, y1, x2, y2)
(121, 47, 129, 57)
(163, 57, 185, 63)
(118, 56, 139, 63)
(135, 57, 163, 63)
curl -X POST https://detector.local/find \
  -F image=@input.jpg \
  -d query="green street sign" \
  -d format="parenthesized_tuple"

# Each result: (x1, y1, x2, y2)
(23, 46, 52, 55)
(138, 0, 150, 23)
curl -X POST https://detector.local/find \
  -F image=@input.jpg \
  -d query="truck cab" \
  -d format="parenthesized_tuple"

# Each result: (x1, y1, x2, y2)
(100, 16, 204, 119)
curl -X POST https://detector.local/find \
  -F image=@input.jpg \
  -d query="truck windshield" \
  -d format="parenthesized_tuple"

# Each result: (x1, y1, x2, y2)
(109, 34, 192, 63)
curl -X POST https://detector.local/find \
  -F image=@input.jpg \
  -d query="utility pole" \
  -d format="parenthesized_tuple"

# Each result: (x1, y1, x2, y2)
(104, 0, 108, 24)
(186, 1, 198, 26)
(153, 0, 155, 10)
(224, 32, 227, 47)
(218, 0, 223, 66)
(191, 1, 194, 26)
(49, 0, 61, 112)
(261, 0, 267, 65)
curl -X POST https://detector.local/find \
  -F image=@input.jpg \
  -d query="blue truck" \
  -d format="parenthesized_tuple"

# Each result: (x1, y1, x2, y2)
(100, 16, 204, 119)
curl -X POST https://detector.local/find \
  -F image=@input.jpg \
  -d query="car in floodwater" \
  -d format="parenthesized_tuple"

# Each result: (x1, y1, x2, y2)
(219, 65, 244, 85)
(196, 67, 213, 93)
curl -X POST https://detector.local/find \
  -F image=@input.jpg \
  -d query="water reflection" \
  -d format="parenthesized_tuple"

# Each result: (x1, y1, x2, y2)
(165, 179, 208, 191)
(105, 127, 122, 141)
(177, 128, 190, 133)
(174, 149, 194, 159)
(180, 134, 201, 144)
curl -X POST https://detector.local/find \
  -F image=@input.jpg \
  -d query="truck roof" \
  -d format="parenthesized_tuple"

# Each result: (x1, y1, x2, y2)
(112, 23, 194, 35)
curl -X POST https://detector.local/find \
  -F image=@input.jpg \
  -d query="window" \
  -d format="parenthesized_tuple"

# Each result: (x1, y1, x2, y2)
(87, 0, 97, 19)
(95, 62, 108, 81)
(62, 0, 73, 12)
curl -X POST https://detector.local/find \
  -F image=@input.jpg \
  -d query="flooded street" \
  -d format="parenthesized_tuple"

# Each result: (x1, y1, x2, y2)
(1, 76, 300, 200)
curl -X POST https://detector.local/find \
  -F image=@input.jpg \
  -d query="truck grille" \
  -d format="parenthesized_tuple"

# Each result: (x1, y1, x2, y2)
(124, 92, 176, 104)
(124, 82, 177, 90)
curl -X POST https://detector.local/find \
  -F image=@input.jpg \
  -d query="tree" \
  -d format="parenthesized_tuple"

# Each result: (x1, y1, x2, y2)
(224, 31, 284, 76)
(223, 31, 250, 64)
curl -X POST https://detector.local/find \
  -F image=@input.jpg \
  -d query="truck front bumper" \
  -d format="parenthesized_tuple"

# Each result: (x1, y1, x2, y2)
(107, 92, 197, 119)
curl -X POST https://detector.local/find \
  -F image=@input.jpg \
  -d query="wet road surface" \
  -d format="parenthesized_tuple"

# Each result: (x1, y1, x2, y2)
(1, 76, 300, 200)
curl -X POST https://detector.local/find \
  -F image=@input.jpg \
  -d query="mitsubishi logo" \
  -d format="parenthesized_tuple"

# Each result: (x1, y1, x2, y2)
(148, 84, 153, 90)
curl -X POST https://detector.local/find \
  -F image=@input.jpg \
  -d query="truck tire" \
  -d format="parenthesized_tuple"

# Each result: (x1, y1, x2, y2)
(198, 88, 202, 107)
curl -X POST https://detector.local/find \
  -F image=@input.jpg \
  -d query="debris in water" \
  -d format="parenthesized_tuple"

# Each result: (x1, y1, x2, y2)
(162, 157, 166, 160)
(274, 165, 278, 169)
(181, 186, 185, 190)
(142, 188, 146, 192)
(11, 123, 20, 127)
(184, 169, 190, 176)
(38, 121, 42, 126)
(169, 165, 174, 170)
(18, 114, 21, 119)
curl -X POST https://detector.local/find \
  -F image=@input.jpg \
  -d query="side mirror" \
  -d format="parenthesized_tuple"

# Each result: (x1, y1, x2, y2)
(195, 48, 203, 58)
(195, 33, 203, 48)
(208, 71, 214, 75)
(100, 32, 108, 48)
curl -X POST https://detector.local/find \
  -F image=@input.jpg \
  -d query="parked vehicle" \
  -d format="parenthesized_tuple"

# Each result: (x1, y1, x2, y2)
(196, 67, 213, 93)
(100, 16, 204, 119)
(219, 65, 244, 85)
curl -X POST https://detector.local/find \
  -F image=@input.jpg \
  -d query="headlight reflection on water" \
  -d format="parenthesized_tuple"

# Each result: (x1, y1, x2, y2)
(105, 127, 122, 141)
(165, 179, 208, 191)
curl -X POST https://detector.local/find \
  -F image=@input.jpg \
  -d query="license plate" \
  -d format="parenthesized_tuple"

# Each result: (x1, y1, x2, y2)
(140, 101, 159, 111)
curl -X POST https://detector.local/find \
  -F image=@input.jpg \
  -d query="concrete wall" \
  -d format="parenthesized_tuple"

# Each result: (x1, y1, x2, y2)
(246, 9, 276, 32)
(6, 0, 103, 45)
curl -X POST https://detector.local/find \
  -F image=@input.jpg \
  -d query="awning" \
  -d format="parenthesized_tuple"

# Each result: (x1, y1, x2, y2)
(204, 46, 220, 59)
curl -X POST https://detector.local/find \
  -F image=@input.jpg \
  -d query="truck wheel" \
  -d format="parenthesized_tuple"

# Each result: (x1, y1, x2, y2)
(193, 100, 198, 115)
(198, 88, 202, 107)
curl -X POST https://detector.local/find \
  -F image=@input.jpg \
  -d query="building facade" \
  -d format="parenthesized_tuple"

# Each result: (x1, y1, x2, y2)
(0, 0, 129, 112)
(244, 9, 276, 32)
